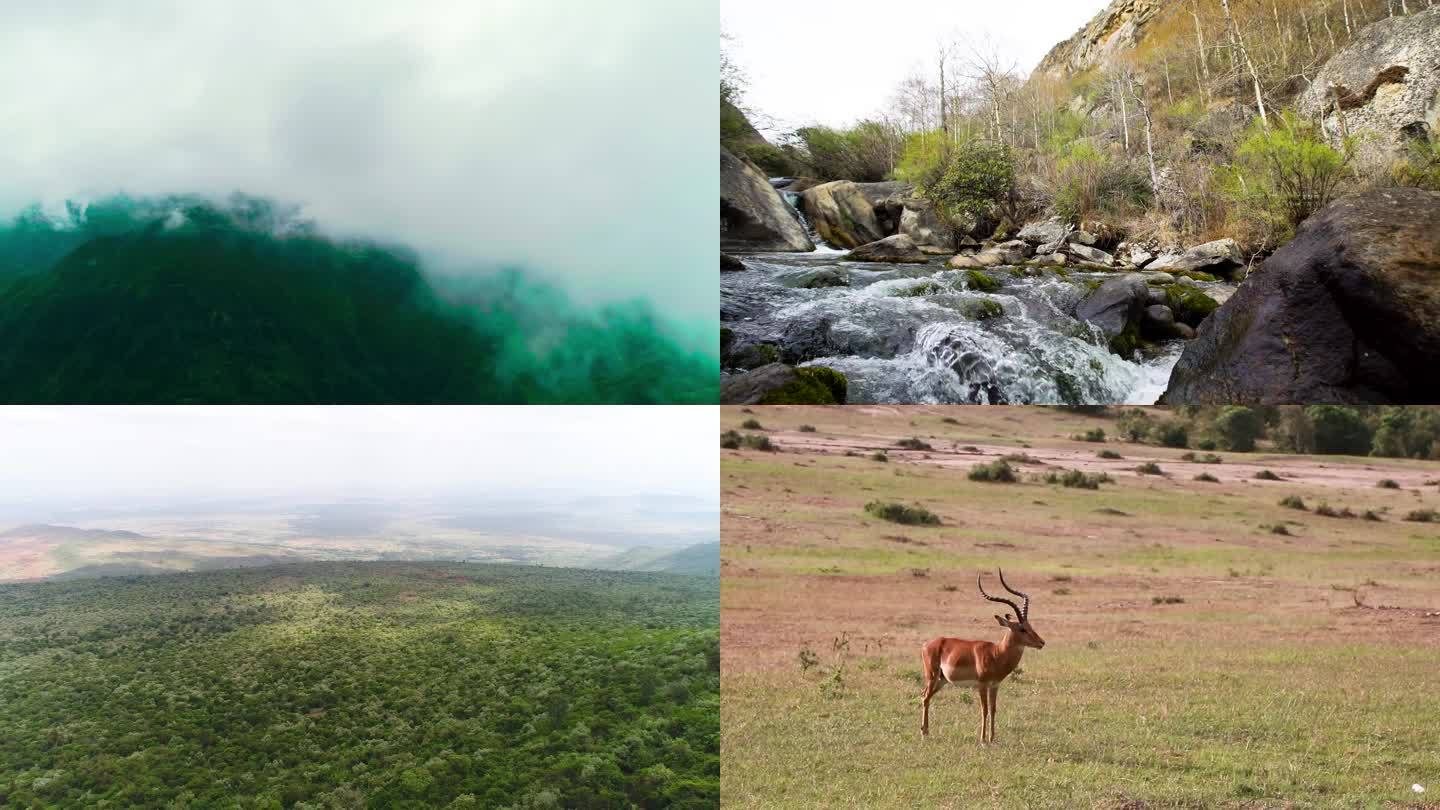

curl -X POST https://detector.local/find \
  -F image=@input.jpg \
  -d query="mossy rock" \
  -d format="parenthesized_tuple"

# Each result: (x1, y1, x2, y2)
(964, 270, 1000, 293)
(895, 281, 942, 297)
(959, 298, 1004, 321)
(1108, 320, 1148, 357)
(1165, 285, 1220, 327)
(1177, 270, 1219, 283)
(757, 366, 848, 404)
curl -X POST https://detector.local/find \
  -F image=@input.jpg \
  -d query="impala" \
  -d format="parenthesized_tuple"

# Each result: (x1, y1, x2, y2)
(919, 569, 1045, 742)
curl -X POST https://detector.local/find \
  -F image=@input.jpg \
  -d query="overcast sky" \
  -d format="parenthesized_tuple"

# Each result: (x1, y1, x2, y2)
(0, 406, 718, 505)
(0, 0, 713, 318)
(722, 0, 1101, 136)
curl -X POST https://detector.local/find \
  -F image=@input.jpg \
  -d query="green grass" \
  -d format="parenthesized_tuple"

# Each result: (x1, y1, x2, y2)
(722, 643, 1440, 808)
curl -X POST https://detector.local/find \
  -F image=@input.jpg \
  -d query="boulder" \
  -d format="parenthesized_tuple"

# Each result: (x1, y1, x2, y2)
(1164, 285, 1220, 328)
(1036, 238, 1067, 255)
(1162, 188, 1440, 403)
(720, 363, 848, 405)
(947, 254, 982, 270)
(778, 267, 849, 289)
(721, 253, 747, 273)
(1147, 238, 1244, 278)
(1069, 244, 1114, 266)
(1018, 217, 1070, 245)
(1069, 230, 1097, 246)
(1076, 275, 1149, 354)
(1297, 8, 1440, 167)
(799, 181, 885, 248)
(721, 148, 815, 253)
(845, 234, 930, 264)
(897, 199, 956, 252)
(1145, 286, 1168, 306)
(1140, 304, 1185, 340)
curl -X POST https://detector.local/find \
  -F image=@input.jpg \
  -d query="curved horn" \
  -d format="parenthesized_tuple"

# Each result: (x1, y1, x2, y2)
(997, 568, 1030, 620)
(977, 572, 1023, 619)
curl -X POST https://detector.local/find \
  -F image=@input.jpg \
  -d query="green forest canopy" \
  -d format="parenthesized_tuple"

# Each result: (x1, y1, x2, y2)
(0, 195, 715, 403)
(0, 561, 719, 808)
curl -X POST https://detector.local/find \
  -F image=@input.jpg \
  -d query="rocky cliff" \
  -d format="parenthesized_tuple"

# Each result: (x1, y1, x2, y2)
(1033, 0, 1166, 81)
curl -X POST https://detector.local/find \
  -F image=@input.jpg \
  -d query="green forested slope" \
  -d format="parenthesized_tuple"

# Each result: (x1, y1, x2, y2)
(0, 196, 715, 404)
(0, 562, 719, 808)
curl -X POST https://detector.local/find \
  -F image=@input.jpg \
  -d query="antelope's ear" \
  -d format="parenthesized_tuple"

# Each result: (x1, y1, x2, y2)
(994, 614, 1009, 627)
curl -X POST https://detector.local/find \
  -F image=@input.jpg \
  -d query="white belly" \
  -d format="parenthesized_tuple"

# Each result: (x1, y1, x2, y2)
(940, 663, 977, 685)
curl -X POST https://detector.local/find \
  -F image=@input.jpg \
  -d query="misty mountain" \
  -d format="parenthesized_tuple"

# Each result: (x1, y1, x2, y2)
(0, 194, 715, 404)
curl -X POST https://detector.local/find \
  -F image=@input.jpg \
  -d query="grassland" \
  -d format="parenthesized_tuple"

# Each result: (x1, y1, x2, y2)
(721, 406, 1440, 809)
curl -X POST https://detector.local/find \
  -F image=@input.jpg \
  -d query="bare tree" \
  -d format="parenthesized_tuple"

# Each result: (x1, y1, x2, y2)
(1221, 0, 1269, 127)
(1124, 71, 1162, 204)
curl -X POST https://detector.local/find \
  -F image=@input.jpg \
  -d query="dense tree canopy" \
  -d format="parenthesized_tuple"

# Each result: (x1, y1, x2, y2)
(0, 195, 715, 404)
(0, 562, 719, 808)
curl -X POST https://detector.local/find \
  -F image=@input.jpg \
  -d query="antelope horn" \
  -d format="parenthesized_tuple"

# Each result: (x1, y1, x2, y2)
(997, 568, 1030, 620)
(977, 572, 1023, 619)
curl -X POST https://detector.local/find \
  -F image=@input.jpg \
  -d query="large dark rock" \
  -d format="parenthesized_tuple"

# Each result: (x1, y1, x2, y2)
(721, 147, 815, 253)
(720, 363, 848, 404)
(845, 234, 929, 264)
(1076, 275, 1148, 354)
(1162, 188, 1440, 404)
(721, 254, 747, 272)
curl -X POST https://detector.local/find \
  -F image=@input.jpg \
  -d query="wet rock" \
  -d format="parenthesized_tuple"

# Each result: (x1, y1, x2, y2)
(1076, 275, 1148, 354)
(721, 147, 815, 252)
(721, 253, 747, 272)
(720, 363, 849, 404)
(1140, 304, 1185, 340)
(948, 254, 983, 269)
(1164, 285, 1220, 328)
(1162, 188, 1440, 403)
(845, 234, 930, 264)
(799, 181, 885, 248)
(779, 268, 849, 289)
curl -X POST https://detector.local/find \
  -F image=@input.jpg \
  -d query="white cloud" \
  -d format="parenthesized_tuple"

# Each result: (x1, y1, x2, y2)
(0, 0, 715, 318)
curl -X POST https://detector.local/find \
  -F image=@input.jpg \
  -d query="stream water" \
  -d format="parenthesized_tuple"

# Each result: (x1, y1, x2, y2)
(722, 250, 1232, 405)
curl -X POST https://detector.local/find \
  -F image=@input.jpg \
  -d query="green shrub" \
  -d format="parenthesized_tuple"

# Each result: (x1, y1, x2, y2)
(1075, 428, 1107, 443)
(1151, 595, 1184, 605)
(741, 418, 764, 430)
(1404, 509, 1439, 523)
(871, 450, 889, 462)
(1053, 141, 1151, 223)
(1098, 449, 1123, 459)
(917, 140, 1021, 224)
(798, 424, 817, 433)
(1314, 502, 1355, 519)
(1270, 524, 1291, 536)
(1376, 478, 1400, 489)
(1194, 472, 1219, 483)
(1279, 495, 1308, 510)
(895, 437, 933, 451)
(757, 366, 848, 405)
(1154, 421, 1189, 448)
(720, 430, 742, 449)
(1219, 111, 1352, 245)
(794, 121, 901, 182)
(1306, 405, 1373, 455)
(1213, 405, 1263, 452)
(864, 500, 941, 526)
(1135, 462, 1164, 476)
(1042, 469, 1112, 489)
(968, 460, 1018, 482)
(1390, 136, 1440, 191)
(1255, 469, 1282, 481)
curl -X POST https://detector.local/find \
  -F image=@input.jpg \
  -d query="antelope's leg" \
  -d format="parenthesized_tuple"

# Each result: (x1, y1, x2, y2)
(987, 685, 999, 743)
(920, 677, 940, 737)
(976, 685, 988, 744)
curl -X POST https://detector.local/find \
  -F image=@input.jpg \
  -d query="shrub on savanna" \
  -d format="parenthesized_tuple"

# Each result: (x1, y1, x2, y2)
(721, 431, 774, 451)
(740, 418, 764, 430)
(1306, 405, 1373, 456)
(1255, 470, 1282, 481)
(864, 500, 941, 526)
(1404, 509, 1439, 523)
(1376, 479, 1399, 489)
(895, 437, 933, 451)
(968, 460, 1017, 483)
(1098, 449, 1123, 459)
(1134, 462, 1164, 476)
(798, 424, 817, 433)
(1041, 469, 1113, 489)
(1218, 112, 1352, 249)
(1279, 495, 1308, 510)
(1212, 405, 1263, 452)
(1194, 472, 1219, 482)
(1073, 428, 1107, 443)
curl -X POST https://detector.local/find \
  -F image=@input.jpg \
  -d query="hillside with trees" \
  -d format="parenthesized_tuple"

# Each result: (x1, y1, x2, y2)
(0, 562, 719, 808)
(721, 2, 1440, 405)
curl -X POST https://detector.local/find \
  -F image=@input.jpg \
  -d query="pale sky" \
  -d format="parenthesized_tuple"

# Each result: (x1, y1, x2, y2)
(722, 0, 1103, 136)
(0, 406, 718, 504)
(0, 0, 714, 318)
